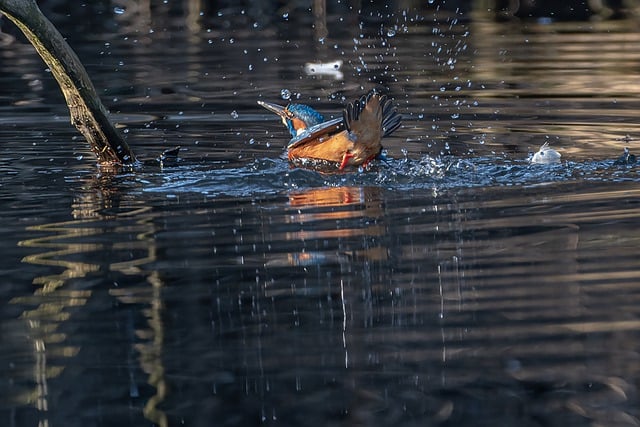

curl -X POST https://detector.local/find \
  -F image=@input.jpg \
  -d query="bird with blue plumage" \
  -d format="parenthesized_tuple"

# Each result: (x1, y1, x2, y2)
(258, 92, 401, 170)
(257, 101, 325, 137)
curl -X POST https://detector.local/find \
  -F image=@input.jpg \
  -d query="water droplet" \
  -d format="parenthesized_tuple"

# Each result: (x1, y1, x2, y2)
(249, 138, 255, 145)
(282, 12, 289, 19)
(280, 89, 291, 100)
(114, 6, 125, 15)
(230, 110, 239, 119)
(387, 28, 396, 37)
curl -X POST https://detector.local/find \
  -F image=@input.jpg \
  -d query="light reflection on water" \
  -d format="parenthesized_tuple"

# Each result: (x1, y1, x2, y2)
(2, 2, 640, 426)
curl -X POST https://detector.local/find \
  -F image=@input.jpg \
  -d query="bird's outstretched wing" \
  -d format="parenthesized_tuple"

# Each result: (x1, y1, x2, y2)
(287, 117, 344, 149)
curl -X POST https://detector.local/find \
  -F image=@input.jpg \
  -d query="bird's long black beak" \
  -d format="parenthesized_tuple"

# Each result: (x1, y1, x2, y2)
(257, 100, 287, 118)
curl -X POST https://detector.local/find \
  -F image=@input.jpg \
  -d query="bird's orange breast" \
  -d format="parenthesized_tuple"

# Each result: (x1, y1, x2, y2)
(290, 117, 307, 133)
(288, 131, 354, 164)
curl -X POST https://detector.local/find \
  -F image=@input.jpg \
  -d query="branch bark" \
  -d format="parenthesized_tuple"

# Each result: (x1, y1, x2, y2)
(0, 0, 136, 165)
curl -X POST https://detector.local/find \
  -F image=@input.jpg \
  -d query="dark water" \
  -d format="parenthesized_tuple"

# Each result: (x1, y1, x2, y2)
(2, 2, 640, 426)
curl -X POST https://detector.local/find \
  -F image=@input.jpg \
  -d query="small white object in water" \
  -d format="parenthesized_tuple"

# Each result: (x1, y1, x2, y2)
(304, 60, 344, 79)
(531, 142, 561, 164)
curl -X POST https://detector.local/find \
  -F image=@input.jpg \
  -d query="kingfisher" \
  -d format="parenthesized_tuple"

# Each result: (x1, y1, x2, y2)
(257, 92, 401, 170)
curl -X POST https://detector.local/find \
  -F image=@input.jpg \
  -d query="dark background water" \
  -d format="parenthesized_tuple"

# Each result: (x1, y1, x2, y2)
(2, 1, 640, 426)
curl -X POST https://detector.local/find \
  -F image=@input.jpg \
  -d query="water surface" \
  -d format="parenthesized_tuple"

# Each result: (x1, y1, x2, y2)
(2, 2, 640, 426)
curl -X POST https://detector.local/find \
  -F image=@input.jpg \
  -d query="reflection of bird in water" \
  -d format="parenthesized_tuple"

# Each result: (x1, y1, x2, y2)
(258, 92, 401, 170)
(531, 142, 561, 164)
(262, 186, 388, 269)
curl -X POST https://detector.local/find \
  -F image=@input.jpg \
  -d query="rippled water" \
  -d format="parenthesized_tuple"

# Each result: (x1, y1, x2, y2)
(2, 2, 640, 426)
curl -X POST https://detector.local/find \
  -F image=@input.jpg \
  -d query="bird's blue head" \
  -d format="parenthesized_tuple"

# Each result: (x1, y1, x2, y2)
(284, 104, 325, 136)
(258, 100, 325, 137)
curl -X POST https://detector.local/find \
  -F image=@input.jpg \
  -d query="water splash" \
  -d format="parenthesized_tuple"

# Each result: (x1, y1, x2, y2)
(280, 89, 291, 100)
(139, 153, 636, 198)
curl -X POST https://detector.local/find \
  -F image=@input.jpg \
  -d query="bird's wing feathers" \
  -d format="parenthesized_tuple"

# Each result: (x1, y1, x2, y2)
(343, 93, 401, 138)
(343, 93, 370, 132)
(380, 96, 402, 137)
(287, 117, 344, 149)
